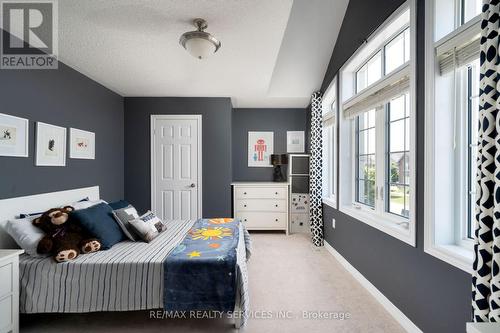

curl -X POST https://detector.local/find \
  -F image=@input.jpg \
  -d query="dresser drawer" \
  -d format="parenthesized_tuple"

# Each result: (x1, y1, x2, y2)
(236, 199, 287, 212)
(235, 187, 287, 199)
(0, 263, 12, 297)
(237, 212, 287, 229)
(0, 295, 13, 331)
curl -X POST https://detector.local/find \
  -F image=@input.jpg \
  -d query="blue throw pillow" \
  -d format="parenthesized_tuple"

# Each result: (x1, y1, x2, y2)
(71, 202, 126, 249)
(108, 200, 130, 210)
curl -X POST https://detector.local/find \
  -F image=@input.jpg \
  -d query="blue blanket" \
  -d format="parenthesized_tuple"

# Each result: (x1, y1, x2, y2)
(164, 218, 240, 312)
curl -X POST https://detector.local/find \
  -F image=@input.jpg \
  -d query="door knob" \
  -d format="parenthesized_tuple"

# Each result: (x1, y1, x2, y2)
(190, 183, 196, 188)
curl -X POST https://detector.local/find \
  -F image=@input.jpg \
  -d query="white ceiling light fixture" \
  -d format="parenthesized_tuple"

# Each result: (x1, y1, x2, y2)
(179, 18, 221, 60)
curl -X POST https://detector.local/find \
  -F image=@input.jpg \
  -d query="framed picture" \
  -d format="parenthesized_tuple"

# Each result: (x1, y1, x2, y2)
(0, 113, 29, 157)
(248, 131, 273, 167)
(69, 128, 95, 159)
(287, 131, 305, 153)
(36, 122, 66, 166)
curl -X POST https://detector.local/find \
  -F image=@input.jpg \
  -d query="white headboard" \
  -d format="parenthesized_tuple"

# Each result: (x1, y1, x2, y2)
(0, 186, 100, 249)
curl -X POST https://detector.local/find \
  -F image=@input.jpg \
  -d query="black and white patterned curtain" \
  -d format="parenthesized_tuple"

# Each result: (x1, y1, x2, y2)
(472, 0, 500, 322)
(309, 92, 323, 247)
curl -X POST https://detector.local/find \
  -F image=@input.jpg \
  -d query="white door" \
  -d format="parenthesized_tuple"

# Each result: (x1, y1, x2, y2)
(151, 115, 202, 220)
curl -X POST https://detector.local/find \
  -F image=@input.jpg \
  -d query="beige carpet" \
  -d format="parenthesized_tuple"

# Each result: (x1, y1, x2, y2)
(21, 232, 404, 333)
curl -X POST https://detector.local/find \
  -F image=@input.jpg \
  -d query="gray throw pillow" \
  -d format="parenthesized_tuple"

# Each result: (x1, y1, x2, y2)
(112, 205, 140, 241)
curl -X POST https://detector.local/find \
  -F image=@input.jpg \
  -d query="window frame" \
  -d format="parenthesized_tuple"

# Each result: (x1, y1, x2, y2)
(424, 0, 480, 274)
(322, 76, 338, 209)
(353, 26, 410, 96)
(338, 0, 417, 247)
(386, 93, 411, 219)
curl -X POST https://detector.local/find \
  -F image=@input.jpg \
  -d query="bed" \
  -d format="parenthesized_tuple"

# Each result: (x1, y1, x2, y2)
(0, 186, 251, 328)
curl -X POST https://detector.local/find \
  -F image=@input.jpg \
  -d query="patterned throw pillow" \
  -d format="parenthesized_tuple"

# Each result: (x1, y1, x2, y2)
(129, 211, 165, 242)
(112, 205, 140, 241)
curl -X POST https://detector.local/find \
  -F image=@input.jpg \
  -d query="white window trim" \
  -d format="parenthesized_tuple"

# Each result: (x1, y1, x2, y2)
(424, 0, 478, 274)
(338, 0, 416, 247)
(322, 76, 338, 209)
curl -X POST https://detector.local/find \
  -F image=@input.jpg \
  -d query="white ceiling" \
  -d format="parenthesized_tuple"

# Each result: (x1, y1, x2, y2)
(57, 0, 348, 108)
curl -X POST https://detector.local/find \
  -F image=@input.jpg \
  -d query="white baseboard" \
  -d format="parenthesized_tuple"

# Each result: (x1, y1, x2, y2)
(323, 241, 423, 333)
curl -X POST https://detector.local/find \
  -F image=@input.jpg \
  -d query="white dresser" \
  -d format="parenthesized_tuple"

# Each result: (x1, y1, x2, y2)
(232, 182, 289, 234)
(0, 250, 24, 333)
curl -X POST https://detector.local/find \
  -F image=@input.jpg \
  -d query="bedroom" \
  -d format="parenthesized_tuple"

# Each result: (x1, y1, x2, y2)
(0, 0, 498, 332)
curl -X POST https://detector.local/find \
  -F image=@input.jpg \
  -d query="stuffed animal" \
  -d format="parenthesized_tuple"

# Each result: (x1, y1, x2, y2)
(33, 206, 102, 262)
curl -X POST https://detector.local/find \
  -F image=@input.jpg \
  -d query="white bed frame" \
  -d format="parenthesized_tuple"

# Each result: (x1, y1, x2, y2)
(0, 186, 100, 249)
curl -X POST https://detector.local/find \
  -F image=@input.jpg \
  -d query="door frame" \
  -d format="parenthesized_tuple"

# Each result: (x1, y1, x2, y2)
(150, 114, 203, 219)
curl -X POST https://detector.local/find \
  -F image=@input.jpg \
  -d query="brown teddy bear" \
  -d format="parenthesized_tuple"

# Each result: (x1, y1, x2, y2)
(33, 206, 102, 262)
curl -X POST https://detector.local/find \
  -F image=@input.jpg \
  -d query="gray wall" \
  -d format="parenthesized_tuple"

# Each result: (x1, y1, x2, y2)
(232, 108, 308, 181)
(321, 1, 471, 332)
(123, 97, 233, 217)
(0, 62, 124, 202)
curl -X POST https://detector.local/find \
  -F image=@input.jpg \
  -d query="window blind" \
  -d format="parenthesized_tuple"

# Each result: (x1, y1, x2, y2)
(342, 66, 410, 119)
(323, 113, 335, 127)
(438, 37, 480, 75)
(435, 16, 480, 75)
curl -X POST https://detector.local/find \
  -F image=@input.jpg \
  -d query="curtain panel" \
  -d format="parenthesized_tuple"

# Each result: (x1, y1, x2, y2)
(472, 0, 500, 322)
(309, 91, 324, 247)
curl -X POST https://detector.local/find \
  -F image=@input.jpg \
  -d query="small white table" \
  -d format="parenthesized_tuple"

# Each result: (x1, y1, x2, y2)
(0, 250, 24, 333)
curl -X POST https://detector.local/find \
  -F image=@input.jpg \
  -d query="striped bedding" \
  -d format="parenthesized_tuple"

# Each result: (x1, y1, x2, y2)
(18, 217, 251, 324)
(19, 219, 195, 313)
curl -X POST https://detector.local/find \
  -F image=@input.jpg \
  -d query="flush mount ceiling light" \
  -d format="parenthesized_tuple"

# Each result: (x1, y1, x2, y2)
(179, 18, 221, 60)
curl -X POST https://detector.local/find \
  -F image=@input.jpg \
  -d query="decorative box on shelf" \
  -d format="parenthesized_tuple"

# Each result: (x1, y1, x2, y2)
(290, 193, 310, 233)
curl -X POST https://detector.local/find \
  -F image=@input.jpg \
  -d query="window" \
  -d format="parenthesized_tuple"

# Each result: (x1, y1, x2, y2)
(355, 110, 376, 207)
(434, 0, 482, 41)
(322, 76, 337, 208)
(385, 28, 410, 75)
(354, 27, 410, 94)
(462, 0, 482, 24)
(338, 1, 416, 246)
(424, 0, 481, 273)
(466, 60, 480, 239)
(356, 52, 382, 93)
(387, 93, 410, 218)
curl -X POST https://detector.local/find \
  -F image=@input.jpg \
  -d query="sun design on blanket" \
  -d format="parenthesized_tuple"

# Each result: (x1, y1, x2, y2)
(190, 227, 233, 241)
(208, 218, 234, 225)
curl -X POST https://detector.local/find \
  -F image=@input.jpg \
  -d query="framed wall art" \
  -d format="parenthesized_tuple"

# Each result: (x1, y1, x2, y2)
(36, 122, 66, 166)
(248, 131, 273, 167)
(287, 131, 305, 153)
(69, 128, 95, 159)
(0, 113, 29, 157)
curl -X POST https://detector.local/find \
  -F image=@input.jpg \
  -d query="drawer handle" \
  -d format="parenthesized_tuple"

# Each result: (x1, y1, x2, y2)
(275, 192, 278, 195)
(275, 218, 279, 222)
(275, 204, 278, 207)
(244, 204, 247, 207)
(244, 219, 248, 222)
(244, 192, 247, 195)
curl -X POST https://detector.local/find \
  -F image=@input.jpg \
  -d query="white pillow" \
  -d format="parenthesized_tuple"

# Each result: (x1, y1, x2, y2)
(5, 215, 47, 257)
